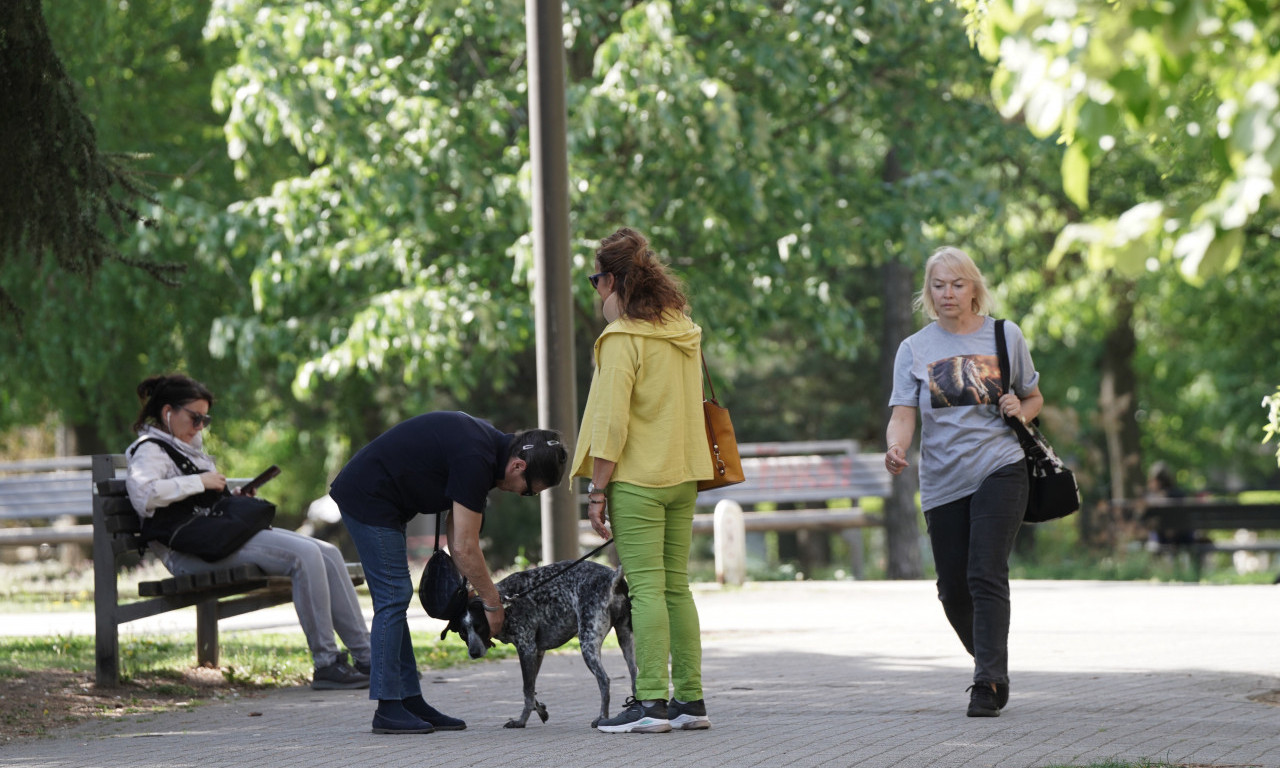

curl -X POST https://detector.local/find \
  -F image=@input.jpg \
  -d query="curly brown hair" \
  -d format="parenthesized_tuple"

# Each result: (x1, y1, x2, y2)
(594, 226, 688, 323)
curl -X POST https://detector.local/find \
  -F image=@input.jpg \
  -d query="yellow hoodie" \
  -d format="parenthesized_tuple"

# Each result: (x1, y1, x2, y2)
(572, 310, 714, 488)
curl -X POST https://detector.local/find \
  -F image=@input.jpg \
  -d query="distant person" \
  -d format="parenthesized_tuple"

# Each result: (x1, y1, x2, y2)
(884, 246, 1044, 718)
(329, 413, 567, 735)
(1146, 461, 1195, 547)
(125, 374, 371, 690)
(573, 226, 714, 733)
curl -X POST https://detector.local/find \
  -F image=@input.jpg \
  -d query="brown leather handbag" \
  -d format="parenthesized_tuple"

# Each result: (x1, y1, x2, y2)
(697, 352, 745, 492)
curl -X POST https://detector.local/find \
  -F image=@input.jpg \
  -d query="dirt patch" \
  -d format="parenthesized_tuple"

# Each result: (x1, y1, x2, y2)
(1247, 688, 1280, 706)
(0, 666, 259, 746)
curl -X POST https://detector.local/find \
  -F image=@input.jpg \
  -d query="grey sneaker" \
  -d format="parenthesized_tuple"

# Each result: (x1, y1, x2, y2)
(668, 698, 710, 730)
(596, 697, 671, 733)
(312, 654, 370, 690)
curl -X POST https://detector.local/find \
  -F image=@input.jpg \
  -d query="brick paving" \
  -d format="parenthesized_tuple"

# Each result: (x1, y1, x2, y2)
(2, 580, 1278, 768)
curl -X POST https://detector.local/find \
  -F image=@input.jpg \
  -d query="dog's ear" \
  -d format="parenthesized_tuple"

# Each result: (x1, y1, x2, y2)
(466, 598, 496, 648)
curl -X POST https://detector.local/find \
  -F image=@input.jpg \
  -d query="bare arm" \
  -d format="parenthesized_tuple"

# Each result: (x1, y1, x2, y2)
(885, 405, 917, 475)
(446, 501, 504, 635)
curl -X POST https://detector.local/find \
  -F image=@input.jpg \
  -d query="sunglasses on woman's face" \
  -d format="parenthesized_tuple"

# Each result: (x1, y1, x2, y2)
(588, 272, 606, 289)
(179, 405, 213, 428)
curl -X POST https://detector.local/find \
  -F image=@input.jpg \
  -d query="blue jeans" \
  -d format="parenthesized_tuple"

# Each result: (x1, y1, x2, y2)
(337, 496, 423, 702)
(923, 461, 1027, 685)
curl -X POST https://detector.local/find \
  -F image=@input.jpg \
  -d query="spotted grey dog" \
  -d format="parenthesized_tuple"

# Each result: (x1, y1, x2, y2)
(456, 559, 637, 728)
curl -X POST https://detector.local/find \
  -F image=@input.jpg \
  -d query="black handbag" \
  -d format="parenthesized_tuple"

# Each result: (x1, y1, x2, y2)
(168, 494, 277, 562)
(417, 514, 468, 622)
(995, 320, 1080, 523)
(130, 437, 276, 560)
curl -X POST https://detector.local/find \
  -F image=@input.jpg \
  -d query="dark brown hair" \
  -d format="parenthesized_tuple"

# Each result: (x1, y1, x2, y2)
(131, 374, 215, 433)
(508, 428, 569, 489)
(595, 226, 688, 323)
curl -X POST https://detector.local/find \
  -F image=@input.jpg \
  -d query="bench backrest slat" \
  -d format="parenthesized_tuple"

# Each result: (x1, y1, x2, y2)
(0, 471, 93, 520)
(91, 456, 142, 544)
(696, 442, 890, 506)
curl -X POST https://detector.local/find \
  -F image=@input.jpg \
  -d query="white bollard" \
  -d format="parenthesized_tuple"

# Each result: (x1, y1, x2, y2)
(713, 499, 746, 587)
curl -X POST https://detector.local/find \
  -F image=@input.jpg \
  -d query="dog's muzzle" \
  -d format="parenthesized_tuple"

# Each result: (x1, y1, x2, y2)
(444, 597, 496, 659)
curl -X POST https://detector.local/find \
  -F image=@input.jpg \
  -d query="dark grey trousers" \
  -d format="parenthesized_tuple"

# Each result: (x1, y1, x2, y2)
(924, 460, 1027, 685)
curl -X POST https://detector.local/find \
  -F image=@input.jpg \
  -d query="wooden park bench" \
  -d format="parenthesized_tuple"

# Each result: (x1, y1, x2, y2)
(580, 440, 891, 584)
(91, 454, 365, 686)
(1136, 497, 1280, 583)
(697, 440, 891, 583)
(0, 457, 95, 552)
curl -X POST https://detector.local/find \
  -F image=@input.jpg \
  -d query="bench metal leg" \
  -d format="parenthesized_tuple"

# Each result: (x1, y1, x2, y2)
(196, 600, 220, 667)
(842, 528, 866, 580)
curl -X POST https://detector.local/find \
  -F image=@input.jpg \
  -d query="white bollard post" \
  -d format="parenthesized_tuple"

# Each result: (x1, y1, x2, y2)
(713, 499, 746, 587)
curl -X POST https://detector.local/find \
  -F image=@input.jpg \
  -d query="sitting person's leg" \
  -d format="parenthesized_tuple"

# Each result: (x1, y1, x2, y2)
(232, 527, 369, 688)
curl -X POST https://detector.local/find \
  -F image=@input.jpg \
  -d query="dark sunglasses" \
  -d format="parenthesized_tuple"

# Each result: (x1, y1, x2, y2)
(588, 272, 606, 289)
(179, 405, 213, 428)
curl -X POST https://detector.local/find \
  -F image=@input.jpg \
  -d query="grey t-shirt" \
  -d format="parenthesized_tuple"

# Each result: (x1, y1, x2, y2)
(889, 316, 1040, 511)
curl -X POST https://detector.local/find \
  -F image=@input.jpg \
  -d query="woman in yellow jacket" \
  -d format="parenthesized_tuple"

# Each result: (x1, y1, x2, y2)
(574, 226, 714, 734)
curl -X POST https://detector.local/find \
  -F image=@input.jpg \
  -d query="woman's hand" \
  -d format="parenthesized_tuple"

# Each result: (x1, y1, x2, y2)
(199, 471, 227, 491)
(588, 497, 611, 538)
(997, 393, 1025, 424)
(885, 445, 910, 476)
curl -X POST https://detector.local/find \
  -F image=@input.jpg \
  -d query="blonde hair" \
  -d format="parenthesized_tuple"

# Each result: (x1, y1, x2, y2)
(913, 246, 993, 319)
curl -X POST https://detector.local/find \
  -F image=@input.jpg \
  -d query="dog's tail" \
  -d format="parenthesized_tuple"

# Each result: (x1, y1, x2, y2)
(611, 567, 632, 624)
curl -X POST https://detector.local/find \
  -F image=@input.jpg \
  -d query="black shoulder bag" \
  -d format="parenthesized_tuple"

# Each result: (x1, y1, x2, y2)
(418, 513, 468, 625)
(129, 438, 276, 561)
(995, 320, 1081, 523)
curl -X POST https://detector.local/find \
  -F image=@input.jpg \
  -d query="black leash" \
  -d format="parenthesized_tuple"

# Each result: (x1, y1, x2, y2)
(501, 538, 615, 607)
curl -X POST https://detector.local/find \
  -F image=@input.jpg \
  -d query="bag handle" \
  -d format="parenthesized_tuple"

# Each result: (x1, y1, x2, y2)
(994, 319, 1048, 460)
(700, 351, 729, 480)
(701, 351, 720, 405)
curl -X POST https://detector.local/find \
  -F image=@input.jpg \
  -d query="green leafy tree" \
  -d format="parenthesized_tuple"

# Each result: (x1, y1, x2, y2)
(957, 0, 1280, 281)
(0, 0, 177, 333)
(956, 0, 1280, 478)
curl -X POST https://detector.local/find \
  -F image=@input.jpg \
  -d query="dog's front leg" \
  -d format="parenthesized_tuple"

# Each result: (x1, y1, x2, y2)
(504, 647, 549, 728)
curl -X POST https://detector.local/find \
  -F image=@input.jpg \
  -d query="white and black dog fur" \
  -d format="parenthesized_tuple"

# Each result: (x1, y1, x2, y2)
(454, 559, 637, 728)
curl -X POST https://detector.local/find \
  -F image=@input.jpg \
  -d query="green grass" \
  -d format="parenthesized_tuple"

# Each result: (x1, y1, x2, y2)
(0, 628, 519, 688)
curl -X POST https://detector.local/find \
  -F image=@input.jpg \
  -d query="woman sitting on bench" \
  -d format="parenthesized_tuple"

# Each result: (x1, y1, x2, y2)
(124, 373, 372, 691)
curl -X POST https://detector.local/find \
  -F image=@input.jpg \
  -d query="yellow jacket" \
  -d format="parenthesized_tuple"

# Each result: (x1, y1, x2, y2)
(572, 311, 714, 488)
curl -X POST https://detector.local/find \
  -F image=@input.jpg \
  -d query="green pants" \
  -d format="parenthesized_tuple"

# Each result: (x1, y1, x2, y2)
(607, 480, 703, 702)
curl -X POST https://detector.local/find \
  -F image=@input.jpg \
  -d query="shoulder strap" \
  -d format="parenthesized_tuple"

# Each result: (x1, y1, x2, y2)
(994, 319, 1011, 396)
(994, 320, 1045, 456)
(130, 436, 203, 476)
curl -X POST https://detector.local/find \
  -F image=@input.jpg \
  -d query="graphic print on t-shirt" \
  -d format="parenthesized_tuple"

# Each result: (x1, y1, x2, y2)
(928, 354, 1002, 408)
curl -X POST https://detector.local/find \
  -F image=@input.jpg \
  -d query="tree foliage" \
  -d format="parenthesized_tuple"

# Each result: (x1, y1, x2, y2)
(957, 0, 1280, 283)
(0, 0, 179, 333)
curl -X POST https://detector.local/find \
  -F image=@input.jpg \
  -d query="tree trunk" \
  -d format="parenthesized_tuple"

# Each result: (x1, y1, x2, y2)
(1095, 282, 1143, 544)
(69, 422, 110, 456)
(880, 258, 923, 579)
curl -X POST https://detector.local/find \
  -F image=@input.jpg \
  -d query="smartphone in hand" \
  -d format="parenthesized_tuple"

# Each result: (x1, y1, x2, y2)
(239, 465, 281, 496)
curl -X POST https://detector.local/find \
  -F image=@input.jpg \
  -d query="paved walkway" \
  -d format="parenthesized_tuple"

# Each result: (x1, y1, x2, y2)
(2, 580, 1279, 768)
